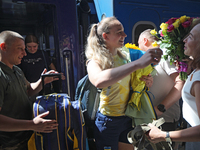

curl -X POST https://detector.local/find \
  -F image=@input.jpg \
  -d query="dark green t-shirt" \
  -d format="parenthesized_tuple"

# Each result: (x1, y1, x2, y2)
(0, 62, 33, 147)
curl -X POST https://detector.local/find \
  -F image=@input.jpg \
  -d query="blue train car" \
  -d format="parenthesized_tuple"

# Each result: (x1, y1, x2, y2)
(1, 0, 200, 99)
(94, 0, 200, 44)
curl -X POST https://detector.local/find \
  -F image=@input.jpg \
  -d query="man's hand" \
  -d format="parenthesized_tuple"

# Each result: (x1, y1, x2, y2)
(41, 69, 59, 85)
(140, 74, 153, 88)
(32, 111, 58, 133)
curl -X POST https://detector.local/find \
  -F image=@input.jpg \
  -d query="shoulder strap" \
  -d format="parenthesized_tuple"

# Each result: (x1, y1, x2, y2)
(91, 88, 101, 120)
(77, 75, 90, 101)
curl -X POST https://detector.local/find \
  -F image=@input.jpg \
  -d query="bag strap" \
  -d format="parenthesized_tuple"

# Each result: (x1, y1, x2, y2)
(127, 117, 173, 150)
(91, 88, 101, 120)
(77, 75, 89, 101)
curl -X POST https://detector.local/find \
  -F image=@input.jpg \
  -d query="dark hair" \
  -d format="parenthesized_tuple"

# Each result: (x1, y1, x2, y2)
(25, 34, 38, 44)
(189, 18, 200, 31)
(190, 22, 200, 69)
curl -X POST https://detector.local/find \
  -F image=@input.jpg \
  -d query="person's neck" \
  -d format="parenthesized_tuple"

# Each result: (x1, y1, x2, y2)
(0, 59, 13, 69)
(109, 48, 118, 56)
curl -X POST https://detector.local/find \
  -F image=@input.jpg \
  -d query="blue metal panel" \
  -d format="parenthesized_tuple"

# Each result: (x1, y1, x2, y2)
(93, 0, 114, 21)
(22, 0, 80, 98)
(54, 0, 80, 98)
(112, 0, 200, 43)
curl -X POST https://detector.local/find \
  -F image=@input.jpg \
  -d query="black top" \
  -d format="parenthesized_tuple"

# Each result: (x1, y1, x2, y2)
(19, 49, 51, 82)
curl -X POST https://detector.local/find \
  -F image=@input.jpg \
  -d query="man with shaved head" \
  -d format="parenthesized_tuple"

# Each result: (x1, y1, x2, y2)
(138, 29, 184, 149)
(0, 31, 59, 149)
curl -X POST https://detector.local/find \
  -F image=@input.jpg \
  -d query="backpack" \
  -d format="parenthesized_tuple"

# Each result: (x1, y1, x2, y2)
(75, 75, 101, 128)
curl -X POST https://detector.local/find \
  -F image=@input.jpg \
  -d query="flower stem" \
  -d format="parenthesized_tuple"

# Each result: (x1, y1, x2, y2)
(172, 30, 177, 37)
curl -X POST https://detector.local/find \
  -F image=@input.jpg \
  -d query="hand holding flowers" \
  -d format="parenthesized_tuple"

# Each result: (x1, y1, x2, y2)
(150, 15, 196, 81)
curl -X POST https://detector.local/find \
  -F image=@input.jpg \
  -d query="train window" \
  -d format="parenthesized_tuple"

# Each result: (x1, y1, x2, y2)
(132, 21, 157, 45)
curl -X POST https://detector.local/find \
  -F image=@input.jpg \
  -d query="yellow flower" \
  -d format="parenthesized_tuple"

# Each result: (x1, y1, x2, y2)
(152, 41, 158, 47)
(125, 43, 140, 50)
(173, 19, 181, 28)
(125, 43, 130, 48)
(180, 15, 187, 23)
(160, 23, 168, 32)
(150, 29, 157, 35)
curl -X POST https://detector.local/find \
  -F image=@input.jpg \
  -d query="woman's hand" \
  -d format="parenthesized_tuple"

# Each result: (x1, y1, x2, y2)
(146, 123, 166, 143)
(137, 48, 163, 68)
(60, 72, 66, 80)
(174, 57, 194, 75)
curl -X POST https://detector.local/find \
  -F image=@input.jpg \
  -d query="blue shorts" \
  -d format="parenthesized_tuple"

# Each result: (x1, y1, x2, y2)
(94, 111, 134, 150)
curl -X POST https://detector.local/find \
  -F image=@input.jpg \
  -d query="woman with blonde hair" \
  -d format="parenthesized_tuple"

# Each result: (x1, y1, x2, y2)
(85, 16, 162, 150)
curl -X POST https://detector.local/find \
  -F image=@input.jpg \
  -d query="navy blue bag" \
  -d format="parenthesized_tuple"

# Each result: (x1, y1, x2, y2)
(75, 75, 101, 150)
(33, 74, 88, 150)
(75, 75, 101, 128)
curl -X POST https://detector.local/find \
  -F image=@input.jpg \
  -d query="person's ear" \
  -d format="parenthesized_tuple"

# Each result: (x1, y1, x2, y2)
(143, 38, 148, 46)
(0, 43, 6, 51)
(102, 32, 108, 40)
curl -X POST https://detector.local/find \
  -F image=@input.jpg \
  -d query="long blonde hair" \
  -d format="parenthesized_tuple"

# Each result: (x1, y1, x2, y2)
(85, 16, 126, 70)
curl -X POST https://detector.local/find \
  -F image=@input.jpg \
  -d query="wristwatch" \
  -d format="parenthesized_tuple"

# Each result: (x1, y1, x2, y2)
(157, 104, 166, 113)
(165, 132, 172, 144)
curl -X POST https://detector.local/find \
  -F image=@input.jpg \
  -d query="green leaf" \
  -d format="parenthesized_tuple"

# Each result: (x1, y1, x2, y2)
(163, 55, 168, 60)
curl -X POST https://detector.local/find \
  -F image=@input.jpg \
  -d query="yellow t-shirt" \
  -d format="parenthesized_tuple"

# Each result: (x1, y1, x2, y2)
(99, 54, 131, 116)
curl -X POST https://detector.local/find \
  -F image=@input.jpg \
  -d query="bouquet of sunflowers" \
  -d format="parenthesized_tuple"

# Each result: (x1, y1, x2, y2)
(122, 43, 144, 62)
(151, 15, 196, 81)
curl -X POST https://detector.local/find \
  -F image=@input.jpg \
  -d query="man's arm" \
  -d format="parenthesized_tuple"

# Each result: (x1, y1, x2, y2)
(0, 111, 58, 133)
(155, 72, 184, 116)
(27, 69, 58, 96)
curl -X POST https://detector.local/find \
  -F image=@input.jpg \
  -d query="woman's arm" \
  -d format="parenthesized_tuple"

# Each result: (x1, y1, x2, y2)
(147, 123, 200, 142)
(192, 81, 200, 118)
(87, 48, 162, 88)
(49, 63, 56, 71)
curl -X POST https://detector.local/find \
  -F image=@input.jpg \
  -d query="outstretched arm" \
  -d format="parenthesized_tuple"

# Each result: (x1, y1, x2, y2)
(154, 72, 184, 116)
(88, 48, 162, 88)
(27, 69, 59, 96)
(0, 111, 58, 133)
(147, 123, 200, 142)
